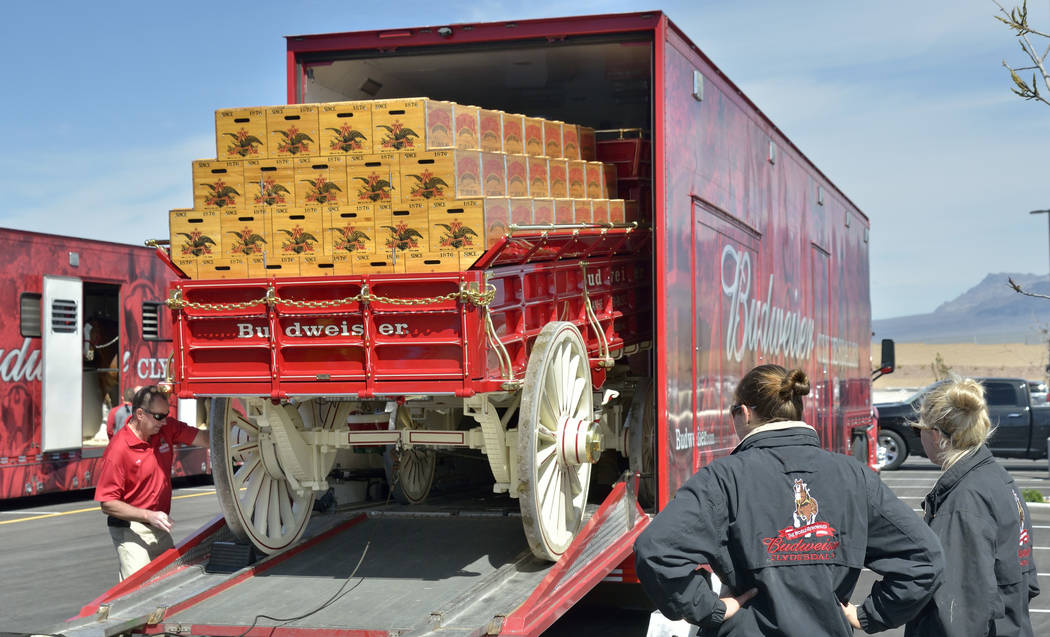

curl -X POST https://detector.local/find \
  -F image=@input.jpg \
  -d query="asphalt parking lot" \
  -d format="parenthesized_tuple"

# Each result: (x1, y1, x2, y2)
(2, 457, 1049, 635)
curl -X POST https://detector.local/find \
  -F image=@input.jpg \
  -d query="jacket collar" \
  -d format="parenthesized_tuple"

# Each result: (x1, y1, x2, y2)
(924, 445, 995, 515)
(731, 422, 820, 454)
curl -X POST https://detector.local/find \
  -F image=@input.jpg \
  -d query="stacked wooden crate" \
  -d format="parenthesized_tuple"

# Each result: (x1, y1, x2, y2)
(170, 99, 629, 279)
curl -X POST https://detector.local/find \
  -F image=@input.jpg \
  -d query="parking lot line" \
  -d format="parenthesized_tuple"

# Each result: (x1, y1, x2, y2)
(0, 490, 215, 526)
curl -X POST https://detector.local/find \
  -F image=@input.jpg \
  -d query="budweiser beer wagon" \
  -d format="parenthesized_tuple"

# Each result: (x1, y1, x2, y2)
(56, 11, 880, 637)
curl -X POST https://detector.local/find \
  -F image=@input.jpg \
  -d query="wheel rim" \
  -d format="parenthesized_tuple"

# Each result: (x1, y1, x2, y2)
(211, 397, 314, 554)
(878, 432, 899, 467)
(518, 323, 594, 561)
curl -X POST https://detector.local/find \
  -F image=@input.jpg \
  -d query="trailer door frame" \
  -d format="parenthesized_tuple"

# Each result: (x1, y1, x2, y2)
(42, 275, 83, 451)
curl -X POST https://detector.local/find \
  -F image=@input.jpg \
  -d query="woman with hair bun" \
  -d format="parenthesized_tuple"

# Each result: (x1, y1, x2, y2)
(635, 364, 944, 635)
(905, 377, 1039, 636)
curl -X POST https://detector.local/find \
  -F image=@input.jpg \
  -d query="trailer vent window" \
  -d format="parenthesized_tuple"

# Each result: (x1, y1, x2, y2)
(142, 302, 162, 340)
(817, 186, 825, 206)
(692, 70, 704, 102)
(51, 299, 78, 333)
(20, 293, 41, 338)
(768, 140, 777, 165)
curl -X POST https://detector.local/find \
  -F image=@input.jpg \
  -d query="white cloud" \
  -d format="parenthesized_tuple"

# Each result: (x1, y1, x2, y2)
(0, 135, 213, 246)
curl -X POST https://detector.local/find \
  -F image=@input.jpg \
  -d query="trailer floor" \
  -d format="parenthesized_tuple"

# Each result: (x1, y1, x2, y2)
(165, 513, 549, 635)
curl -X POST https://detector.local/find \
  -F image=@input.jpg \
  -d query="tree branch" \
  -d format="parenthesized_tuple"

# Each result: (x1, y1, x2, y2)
(1009, 277, 1050, 300)
(996, 0, 1050, 105)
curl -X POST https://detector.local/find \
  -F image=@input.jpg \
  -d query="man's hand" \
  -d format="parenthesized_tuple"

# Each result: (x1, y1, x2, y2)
(144, 510, 173, 532)
(841, 602, 861, 629)
(720, 588, 758, 620)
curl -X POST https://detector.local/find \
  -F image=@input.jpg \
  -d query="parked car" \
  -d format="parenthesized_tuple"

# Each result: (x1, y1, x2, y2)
(875, 377, 1050, 470)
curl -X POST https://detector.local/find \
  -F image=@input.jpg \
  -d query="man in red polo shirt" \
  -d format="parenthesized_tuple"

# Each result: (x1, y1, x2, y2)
(94, 385, 209, 580)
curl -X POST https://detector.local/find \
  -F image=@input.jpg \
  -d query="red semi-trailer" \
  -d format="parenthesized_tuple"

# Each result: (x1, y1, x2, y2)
(56, 11, 878, 637)
(0, 229, 209, 501)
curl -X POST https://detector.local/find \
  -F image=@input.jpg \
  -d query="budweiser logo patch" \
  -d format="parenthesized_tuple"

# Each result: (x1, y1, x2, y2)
(762, 479, 840, 563)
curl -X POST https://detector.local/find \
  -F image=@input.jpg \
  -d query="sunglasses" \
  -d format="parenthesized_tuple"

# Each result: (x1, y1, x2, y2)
(147, 410, 169, 421)
(730, 403, 745, 417)
(910, 424, 926, 435)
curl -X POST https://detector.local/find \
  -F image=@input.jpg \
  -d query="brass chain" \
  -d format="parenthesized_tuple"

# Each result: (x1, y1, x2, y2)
(166, 283, 496, 312)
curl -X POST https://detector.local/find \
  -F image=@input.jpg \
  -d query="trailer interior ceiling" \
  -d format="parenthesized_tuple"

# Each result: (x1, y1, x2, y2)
(301, 36, 653, 132)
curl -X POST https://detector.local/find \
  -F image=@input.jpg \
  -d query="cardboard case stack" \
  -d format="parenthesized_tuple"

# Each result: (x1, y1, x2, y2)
(171, 98, 631, 279)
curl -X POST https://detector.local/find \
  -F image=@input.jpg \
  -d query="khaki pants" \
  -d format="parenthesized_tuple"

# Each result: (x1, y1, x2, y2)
(108, 521, 174, 581)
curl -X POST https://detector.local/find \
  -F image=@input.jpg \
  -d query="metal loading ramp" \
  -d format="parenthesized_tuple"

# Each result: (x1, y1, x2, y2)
(58, 479, 646, 637)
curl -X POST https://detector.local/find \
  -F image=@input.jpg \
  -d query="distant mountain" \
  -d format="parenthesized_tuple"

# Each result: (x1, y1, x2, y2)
(873, 273, 1050, 343)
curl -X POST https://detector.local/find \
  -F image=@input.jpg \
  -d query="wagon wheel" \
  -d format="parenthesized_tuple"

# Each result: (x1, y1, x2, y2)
(210, 397, 314, 554)
(383, 408, 437, 504)
(628, 381, 657, 508)
(517, 322, 599, 561)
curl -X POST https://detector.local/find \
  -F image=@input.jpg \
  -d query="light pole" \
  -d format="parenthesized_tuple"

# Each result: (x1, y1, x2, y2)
(1032, 209, 1050, 283)
(1032, 210, 1050, 382)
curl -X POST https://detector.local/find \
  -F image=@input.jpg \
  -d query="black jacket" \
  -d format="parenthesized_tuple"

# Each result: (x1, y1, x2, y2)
(634, 424, 944, 636)
(905, 444, 1040, 637)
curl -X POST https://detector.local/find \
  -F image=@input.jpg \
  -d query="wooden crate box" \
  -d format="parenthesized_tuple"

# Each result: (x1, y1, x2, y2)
(603, 163, 618, 200)
(272, 210, 324, 256)
(401, 252, 460, 274)
(220, 209, 271, 258)
(244, 158, 294, 212)
(505, 154, 529, 197)
(295, 155, 348, 211)
(216, 107, 267, 159)
(319, 101, 373, 154)
(352, 252, 395, 275)
(453, 150, 483, 198)
(170, 208, 222, 262)
(198, 256, 249, 280)
(609, 199, 626, 224)
(562, 124, 581, 161)
(591, 199, 610, 224)
(326, 204, 376, 256)
(533, 199, 554, 225)
(548, 159, 568, 198)
(192, 160, 245, 211)
(378, 204, 429, 257)
(567, 160, 587, 199)
(478, 109, 503, 152)
(585, 161, 605, 199)
(347, 152, 399, 203)
(543, 120, 564, 159)
(300, 254, 350, 277)
(501, 113, 525, 155)
(523, 117, 544, 156)
(482, 151, 507, 197)
(527, 156, 549, 198)
(579, 126, 597, 161)
(428, 198, 484, 253)
(248, 254, 300, 278)
(572, 199, 593, 224)
(554, 199, 574, 225)
(267, 104, 320, 158)
(454, 104, 481, 151)
(509, 198, 534, 227)
(399, 150, 455, 201)
(373, 97, 458, 151)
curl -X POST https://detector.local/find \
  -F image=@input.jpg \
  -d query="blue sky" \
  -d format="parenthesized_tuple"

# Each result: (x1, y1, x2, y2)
(1, 1, 1047, 320)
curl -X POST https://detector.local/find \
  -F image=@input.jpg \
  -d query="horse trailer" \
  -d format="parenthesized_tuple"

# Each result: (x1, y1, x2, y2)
(0, 228, 209, 500)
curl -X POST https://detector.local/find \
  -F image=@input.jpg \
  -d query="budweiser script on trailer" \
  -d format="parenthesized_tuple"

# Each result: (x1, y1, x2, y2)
(720, 245, 859, 368)
(0, 338, 173, 382)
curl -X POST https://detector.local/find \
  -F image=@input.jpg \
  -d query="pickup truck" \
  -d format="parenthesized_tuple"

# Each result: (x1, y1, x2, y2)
(875, 377, 1050, 470)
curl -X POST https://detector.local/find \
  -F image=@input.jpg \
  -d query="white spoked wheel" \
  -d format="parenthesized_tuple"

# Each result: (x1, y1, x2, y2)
(210, 397, 314, 554)
(384, 446, 437, 505)
(628, 383, 657, 508)
(383, 407, 437, 505)
(517, 322, 597, 562)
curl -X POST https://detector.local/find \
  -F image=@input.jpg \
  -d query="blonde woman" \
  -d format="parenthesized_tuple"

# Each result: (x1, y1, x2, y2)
(635, 364, 943, 635)
(905, 378, 1039, 637)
